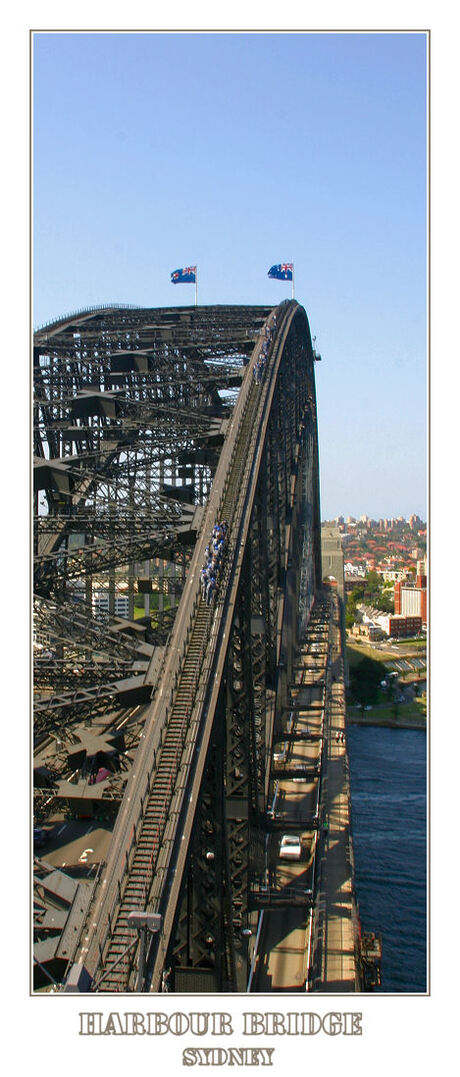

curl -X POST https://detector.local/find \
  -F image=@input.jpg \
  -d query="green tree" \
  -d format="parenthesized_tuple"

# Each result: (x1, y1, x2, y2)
(363, 570, 381, 603)
(345, 585, 364, 628)
(379, 590, 393, 613)
(345, 603, 355, 629)
(349, 655, 382, 709)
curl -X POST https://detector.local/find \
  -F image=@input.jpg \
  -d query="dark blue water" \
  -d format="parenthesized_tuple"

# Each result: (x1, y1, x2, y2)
(347, 725, 427, 993)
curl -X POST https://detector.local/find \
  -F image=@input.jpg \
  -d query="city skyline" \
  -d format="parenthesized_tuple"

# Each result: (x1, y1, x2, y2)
(33, 31, 427, 522)
(324, 511, 426, 522)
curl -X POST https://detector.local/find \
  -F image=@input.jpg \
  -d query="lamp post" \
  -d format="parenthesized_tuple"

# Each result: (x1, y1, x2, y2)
(241, 928, 252, 990)
(127, 911, 162, 992)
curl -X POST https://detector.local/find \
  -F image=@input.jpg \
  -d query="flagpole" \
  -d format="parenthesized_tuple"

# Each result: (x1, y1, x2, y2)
(292, 264, 295, 300)
(195, 267, 197, 307)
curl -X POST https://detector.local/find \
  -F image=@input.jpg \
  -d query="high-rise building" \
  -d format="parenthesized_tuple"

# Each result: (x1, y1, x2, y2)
(92, 591, 130, 618)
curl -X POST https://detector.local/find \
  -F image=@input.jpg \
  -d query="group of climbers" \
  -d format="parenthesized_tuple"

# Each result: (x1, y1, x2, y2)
(200, 520, 229, 606)
(199, 317, 278, 605)
(253, 314, 277, 384)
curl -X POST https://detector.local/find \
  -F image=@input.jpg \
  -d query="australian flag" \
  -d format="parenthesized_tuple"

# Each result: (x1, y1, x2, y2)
(268, 263, 293, 281)
(171, 266, 197, 284)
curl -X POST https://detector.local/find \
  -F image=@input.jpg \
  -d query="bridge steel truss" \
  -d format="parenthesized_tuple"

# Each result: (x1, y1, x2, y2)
(33, 301, 322, 993)
(34, 304, 262, 735)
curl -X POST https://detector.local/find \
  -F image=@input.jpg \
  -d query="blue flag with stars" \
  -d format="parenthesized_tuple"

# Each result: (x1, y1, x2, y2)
(171, 266, 197, 284)
(268, 263, 293, 281)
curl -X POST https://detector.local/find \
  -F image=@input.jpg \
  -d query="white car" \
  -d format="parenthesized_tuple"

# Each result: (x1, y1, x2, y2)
(279, 834, 302, 860)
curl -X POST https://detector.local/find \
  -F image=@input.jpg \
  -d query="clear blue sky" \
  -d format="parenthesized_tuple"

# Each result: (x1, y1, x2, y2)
(33, 31, 427, 522)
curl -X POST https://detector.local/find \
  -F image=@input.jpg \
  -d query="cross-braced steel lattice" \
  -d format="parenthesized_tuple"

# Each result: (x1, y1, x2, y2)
(33, 301, 321, 994)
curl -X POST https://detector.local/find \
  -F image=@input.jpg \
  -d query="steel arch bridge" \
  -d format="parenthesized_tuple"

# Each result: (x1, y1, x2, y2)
(33, 301, 322, 993)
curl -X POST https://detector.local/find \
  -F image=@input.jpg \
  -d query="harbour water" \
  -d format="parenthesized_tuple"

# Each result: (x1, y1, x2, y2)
(347, 724, 427, 993)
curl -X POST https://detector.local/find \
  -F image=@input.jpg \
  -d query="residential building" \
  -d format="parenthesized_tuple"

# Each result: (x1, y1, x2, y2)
(378, 614, 422, 638)
(351, 622, 384, 641)
(377, 568, 410, 583)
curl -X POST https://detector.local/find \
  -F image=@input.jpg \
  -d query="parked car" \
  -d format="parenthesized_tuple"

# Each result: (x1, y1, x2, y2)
(279, 834, 302, 860)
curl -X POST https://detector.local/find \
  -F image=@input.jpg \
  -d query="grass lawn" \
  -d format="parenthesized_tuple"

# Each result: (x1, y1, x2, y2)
(347, 641, 389, 667)
(346, 638, 426, 726)
(347, 696, 426, 725)
(133, 594, 174, 618)
(346, 639, 426, 668)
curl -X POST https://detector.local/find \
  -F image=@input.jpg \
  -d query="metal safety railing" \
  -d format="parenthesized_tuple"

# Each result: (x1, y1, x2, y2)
(34, 302, 143, 332)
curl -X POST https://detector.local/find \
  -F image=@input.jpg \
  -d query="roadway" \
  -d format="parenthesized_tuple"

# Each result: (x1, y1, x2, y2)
(250, 592, 360, 993)
(34, 818, 112, 873)
(251, 600, 330, 991)
(310, 594, 360, 991)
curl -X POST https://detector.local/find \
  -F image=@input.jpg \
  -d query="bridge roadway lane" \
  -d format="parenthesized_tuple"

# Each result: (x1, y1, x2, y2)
(301, 596, 359, 992)
(252, 636, 328, 991)
(314, 602, 359, 991)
